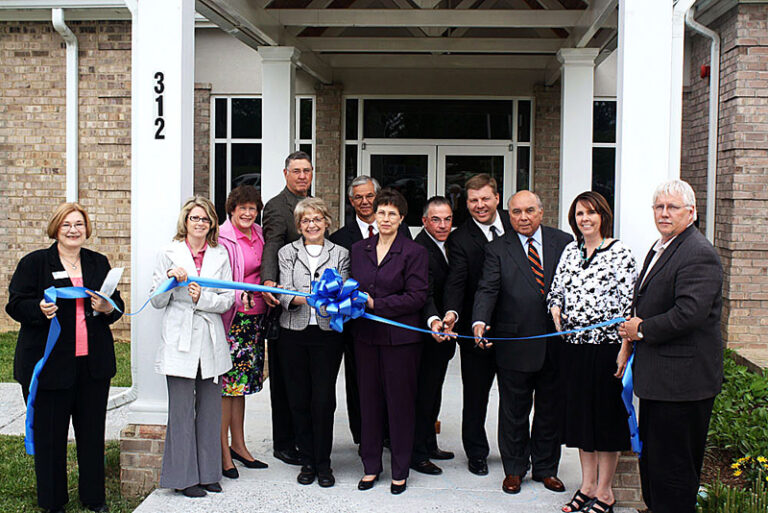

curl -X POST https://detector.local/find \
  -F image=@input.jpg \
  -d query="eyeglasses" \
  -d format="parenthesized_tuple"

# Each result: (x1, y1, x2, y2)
(652, 203, 689, 214)
(235, 206, 259, 214)
(352, 193, 376, 202)
(188, 215, 212, 225)
(60, 222, 85, 231)
(300, 217, 325, 226)
(429, 216, 452, 225)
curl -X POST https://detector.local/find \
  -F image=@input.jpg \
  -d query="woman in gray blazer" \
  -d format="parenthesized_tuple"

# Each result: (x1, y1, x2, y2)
(277, 198, 350, 488)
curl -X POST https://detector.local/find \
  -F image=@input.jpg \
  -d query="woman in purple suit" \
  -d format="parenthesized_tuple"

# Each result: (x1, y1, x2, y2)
(350, 188, 429, 495)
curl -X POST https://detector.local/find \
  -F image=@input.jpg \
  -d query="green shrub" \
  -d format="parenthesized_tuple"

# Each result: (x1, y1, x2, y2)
(698, 474, 768, 513)
(708, 351, 768, 458)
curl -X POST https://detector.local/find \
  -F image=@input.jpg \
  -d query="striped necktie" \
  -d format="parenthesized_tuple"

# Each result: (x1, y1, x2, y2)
(368, 225, 375, 238)
(527, 237, 545, 295)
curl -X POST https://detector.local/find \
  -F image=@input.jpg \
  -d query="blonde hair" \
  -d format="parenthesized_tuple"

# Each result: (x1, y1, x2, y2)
(47, 202, 92, 239)
(174, 196, 219, 247)
(294, 197, 333, 232)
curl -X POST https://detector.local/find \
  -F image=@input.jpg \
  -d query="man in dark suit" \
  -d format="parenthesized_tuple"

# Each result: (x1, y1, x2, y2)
(472, 190, 572, 495)
(619, 180, 723, 513)
(441, 173, 512, 476)
(329, 175, 411, 445)
(260, 150, 314, 466)
(410, 196, 457, 475)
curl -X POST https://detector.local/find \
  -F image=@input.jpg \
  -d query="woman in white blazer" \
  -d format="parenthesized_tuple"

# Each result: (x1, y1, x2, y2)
(151, 196, 234, 498)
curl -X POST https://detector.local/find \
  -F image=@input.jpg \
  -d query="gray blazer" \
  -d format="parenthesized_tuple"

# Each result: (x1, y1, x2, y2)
(633, 224, 723, 402)
(277, 238, 350, 331)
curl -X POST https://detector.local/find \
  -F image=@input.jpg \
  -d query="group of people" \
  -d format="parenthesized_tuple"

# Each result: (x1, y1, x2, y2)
(7, 145, 723, 513)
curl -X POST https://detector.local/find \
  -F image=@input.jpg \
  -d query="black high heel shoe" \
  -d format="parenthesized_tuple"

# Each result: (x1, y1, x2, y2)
(391, 479, 407, 495)
(222, 466, 239, 479)
(230, 447, 268, 469)
(358, 474, 380, 491)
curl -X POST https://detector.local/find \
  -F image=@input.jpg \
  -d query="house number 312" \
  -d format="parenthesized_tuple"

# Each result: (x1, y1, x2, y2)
(154, 71, 165, 140)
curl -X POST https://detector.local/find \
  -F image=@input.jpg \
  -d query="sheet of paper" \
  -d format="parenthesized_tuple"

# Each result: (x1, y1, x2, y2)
(93, 267, 123, 315)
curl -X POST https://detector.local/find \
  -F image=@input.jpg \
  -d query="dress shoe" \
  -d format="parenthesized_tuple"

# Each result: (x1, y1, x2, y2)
(533, 475, 566, 492)
(230, 447, 268, 469)
(429, 448, 455, 460)
(358, 474, 379, 490)
(202, 482, 222, 493)
(391, 479, 407, 495)
(297, 465, 316, 485)
(317, 469, 335, 488)
(85, 504, 109, 513)
(222, 466, 239, 479)
(410, 460, 443, 475)
(273, 448, 302, 466)
(468, 457, 489, 476)
(175, 485, 206, 497)
(502, 475, 522, 494)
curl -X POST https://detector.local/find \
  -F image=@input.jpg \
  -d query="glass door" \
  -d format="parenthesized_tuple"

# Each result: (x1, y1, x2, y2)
(437, 145, 512, 226)
(361, 144, 436, 230)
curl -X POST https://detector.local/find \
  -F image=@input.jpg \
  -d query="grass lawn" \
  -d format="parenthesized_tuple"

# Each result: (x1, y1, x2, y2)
(0, 332, 132, 387)
(0, 435, 142, 513)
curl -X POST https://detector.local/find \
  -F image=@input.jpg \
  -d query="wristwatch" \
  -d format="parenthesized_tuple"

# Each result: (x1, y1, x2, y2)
(637, 322, 644, 340)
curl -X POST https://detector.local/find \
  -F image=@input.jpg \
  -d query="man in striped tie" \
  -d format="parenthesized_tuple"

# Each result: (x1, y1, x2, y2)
(472, 190, 572, 496)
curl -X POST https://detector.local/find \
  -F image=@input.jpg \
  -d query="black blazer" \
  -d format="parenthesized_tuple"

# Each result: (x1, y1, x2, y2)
(329, 218, 411, 251)
(633, 224, 723, 401)
(6, 243, 124, 390)
(442, 211, 513, 336)
(414, 229, 456, 358)
(261, 187, 308, 283)
(472, 225, 572, 372)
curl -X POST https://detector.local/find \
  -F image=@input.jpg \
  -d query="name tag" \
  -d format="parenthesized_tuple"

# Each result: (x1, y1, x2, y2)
(52, 271, 68, 280)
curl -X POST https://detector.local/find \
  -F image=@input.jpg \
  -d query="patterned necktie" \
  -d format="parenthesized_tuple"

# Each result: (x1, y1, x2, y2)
(368, 225, 375, 238)
(527, 237, 545, 295)
(489, 225, 499, 241)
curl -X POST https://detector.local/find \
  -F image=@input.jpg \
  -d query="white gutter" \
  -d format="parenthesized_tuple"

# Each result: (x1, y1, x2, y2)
(107, 0, 139, 411)
(669, 0, 697, 178)
(51, 8, 79, 202)
(685, 8, 720, 243)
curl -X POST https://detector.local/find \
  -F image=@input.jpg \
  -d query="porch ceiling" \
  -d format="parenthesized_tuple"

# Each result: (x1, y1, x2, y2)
(197, 0, 618, 83)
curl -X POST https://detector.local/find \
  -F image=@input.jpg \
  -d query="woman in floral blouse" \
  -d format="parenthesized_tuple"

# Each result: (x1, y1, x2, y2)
(547, 191, 637, 513)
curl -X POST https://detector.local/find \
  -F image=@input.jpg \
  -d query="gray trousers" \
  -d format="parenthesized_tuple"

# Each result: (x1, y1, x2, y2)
(160, 373, 222, 489)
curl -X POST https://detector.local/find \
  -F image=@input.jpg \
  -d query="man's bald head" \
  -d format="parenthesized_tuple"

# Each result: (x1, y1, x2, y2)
(508, 190, 544, 237)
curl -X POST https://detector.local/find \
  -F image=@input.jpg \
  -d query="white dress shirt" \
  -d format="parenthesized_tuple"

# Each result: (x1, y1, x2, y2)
(472, 213, 505, 242)
(356, 215, 378, 239)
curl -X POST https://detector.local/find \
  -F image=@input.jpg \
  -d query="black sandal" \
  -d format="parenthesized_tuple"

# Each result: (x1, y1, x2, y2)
(584, 498, 615, 513)
(562, 489, 595, 512)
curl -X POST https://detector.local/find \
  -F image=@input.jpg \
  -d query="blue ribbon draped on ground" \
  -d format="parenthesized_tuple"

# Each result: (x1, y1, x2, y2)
(28, 267, 640, 456)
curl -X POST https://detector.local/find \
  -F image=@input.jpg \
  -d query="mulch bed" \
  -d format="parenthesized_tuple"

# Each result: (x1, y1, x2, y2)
(700, 447, 748, 488)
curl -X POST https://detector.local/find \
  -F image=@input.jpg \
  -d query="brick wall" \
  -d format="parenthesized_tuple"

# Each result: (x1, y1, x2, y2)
(681, 4, 768, 355)
(533, 83, 562, 226)
(194, 83, 211, 198)
(0, 20, 132, 340)
(313, 83, 343, 225)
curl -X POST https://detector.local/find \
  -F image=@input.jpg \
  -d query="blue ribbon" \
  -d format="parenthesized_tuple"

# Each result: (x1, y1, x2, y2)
(25, 286, 120, 455)
(621, 346, 642, 455)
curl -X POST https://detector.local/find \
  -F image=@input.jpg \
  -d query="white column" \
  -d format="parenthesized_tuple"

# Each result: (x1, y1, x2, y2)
(259, 47, 298, 204)
(616, 0, 674, 260)
(129, 0, 195, 425)
(557, 48, 599, 230)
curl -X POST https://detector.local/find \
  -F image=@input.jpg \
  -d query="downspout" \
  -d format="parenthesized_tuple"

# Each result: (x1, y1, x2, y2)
(669, 0, 697, 178)
(106, 0, 139, 411)
(685, 9, 720, 243)
(51, 9, 79, 202)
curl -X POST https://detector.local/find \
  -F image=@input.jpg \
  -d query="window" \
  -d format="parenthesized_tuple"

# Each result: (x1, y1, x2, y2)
(592, 99, 617, 212)
(211, 96, 314, 222)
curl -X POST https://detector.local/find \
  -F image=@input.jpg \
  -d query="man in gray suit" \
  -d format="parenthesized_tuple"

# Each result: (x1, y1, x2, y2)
(260, 150, 314, 466)
(620, 179, 723, 513)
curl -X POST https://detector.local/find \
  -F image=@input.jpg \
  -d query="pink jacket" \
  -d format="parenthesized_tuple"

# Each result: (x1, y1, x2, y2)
(219, 219, 266, 333)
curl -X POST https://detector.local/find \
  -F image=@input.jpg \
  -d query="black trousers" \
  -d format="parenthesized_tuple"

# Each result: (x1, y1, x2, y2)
(31, 357, 110, 510)
(497, 346, 562, 478)
(412, 340, 454, 464)
(639, 397, 715, 513)
(459, 341, 497, 460)
(278, 327, 343, 472)
(268, 337, 296, 452)
(342, 332, 362, 444)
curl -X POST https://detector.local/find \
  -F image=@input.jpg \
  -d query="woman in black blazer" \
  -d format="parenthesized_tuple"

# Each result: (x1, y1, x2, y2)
(6, 202, 124, 513)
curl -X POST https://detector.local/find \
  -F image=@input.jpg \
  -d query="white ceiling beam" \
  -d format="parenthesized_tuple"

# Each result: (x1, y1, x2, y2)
(326, 53, 551, 68)
(568, 0, 617, 47)
(272, 9, 584, 28)
(196, 0, 332, 83)
(300, 36, 565, 53)
(387, 0, 430, 38)
(449, 0, 496, 38)
(532, 0, 566, 8)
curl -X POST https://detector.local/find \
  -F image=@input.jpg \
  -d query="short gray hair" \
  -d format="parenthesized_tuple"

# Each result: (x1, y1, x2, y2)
(347, 175, 381, 198)
(294, 197, 333, 232)
(653, 180, 697, 220)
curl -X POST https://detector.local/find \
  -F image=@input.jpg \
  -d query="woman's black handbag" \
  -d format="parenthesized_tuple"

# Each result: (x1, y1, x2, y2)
(257, 306, 281, 340)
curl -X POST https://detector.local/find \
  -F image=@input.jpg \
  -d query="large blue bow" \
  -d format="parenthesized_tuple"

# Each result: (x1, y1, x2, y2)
(308, 269, 369, 332)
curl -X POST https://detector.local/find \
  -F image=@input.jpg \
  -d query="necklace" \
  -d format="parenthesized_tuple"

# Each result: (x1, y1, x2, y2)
(60, 254, 80, 270)
(579, 238, 605, 264)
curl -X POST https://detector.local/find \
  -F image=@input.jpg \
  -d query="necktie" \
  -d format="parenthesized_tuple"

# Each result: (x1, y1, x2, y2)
(489, 225, 499, 241)
(527, 237, 545, 295)
(368, 225, 375, 238)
